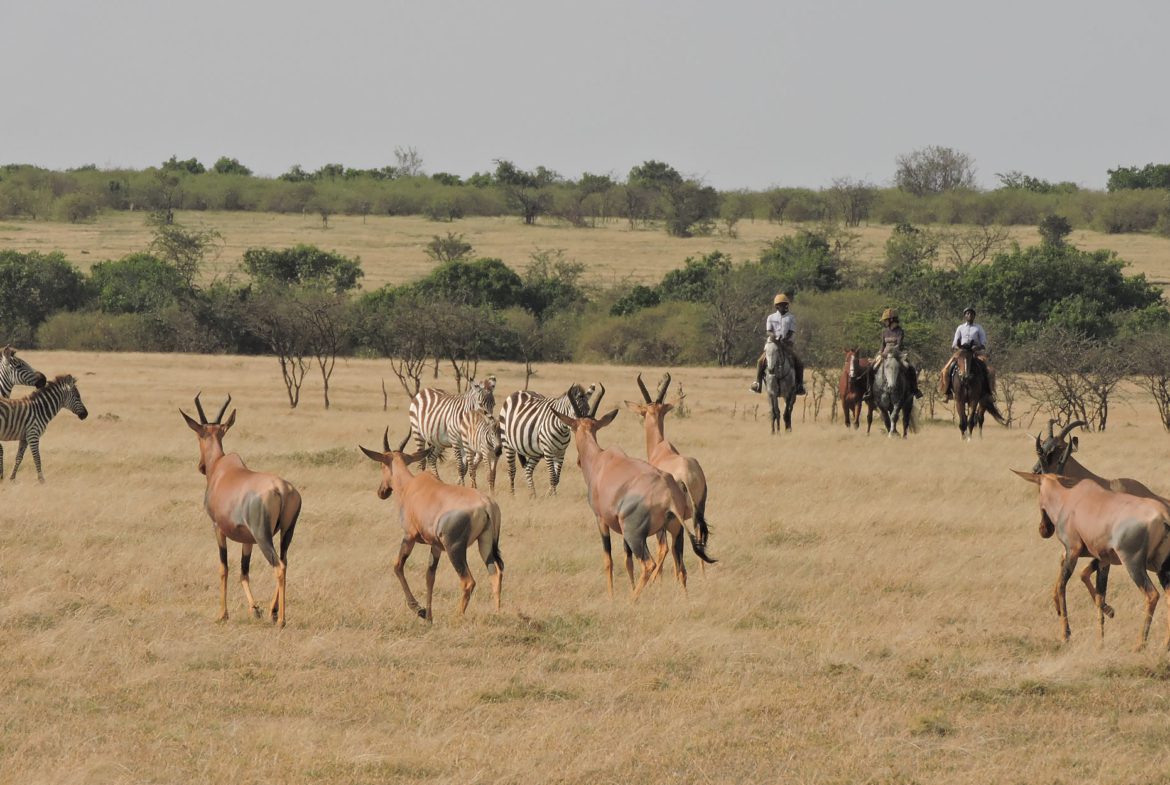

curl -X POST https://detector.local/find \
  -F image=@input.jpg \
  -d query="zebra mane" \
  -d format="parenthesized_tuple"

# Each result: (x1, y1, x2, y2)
(27, 375, 75, 400)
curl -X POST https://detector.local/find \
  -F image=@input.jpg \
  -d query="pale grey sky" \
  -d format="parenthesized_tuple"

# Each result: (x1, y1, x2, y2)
(2, 0, 1167, 190)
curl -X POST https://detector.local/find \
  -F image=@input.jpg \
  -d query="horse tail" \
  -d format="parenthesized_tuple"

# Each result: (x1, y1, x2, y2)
(983, 397, 1007, 425)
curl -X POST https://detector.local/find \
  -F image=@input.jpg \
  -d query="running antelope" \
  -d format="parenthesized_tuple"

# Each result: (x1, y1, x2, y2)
(1014, 470, 1170, 650)
(1030, 419, 1170, 635)
(180, 394, 301, 627)
(458, 409, 502, 492)
(0, 345, 46, 397)
(0, 375, 88, 482)
(360, 429, 503, 622)
(555, 384, 714, 599)
(409, 376, 497, 479)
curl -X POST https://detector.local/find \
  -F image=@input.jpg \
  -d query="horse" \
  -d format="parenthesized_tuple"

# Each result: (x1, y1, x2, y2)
(953, 343, 1005, 440)
(873, 355, 914, 438)
(764, 337, 797, 434)
(840, 348, 877, 433)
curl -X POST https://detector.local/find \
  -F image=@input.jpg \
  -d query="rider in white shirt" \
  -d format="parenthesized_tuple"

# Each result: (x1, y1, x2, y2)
(751, 293, 806, 395)
(940, 307, 991, 402)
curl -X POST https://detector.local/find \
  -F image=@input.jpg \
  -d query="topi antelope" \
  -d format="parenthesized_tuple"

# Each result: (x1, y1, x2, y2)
(180, 394, 301, 627)
(0, 345, 47, 398)
(0, 374, 88, 482)
(625, 372, 711, 574)
(360, 429, 503, 622)
(555, 384, 714, 599)
(1014, 470, 1170, 650)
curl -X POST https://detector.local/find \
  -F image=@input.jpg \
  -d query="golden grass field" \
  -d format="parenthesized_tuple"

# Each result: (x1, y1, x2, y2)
(5, 350, 1170, 784)
(3, 211, 1170, 291)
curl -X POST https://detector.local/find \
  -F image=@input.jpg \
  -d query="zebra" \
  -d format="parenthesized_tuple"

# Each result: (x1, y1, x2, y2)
(408, 376, 497, 479)
(0, 374, 89, 482)
(498, 383, 593, 496)
(457, 409, 503, 492)
(0, 345, 47, 397)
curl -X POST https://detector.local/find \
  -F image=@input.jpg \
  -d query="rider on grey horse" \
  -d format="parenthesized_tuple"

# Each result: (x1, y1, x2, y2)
(751, 293, 806, 396)
(872, 308, 923, 399)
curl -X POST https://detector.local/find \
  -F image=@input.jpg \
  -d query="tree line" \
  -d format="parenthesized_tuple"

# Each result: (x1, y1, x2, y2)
(4, 147, 1170, 237)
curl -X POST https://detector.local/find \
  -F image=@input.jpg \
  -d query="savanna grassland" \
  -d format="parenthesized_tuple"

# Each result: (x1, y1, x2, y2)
(4, 211, 1170, 291)
(4, 350, 1170, 785)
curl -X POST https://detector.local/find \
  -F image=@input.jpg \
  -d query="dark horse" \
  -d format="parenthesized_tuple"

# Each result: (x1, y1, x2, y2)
(840, 349, 877, 432)
(765, 338, 797, 434)
(874, 356, 915, 438)
(954, 343, 1006, 440)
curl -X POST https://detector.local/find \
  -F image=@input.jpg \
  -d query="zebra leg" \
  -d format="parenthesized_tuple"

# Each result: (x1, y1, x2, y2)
(0, 442, 4, 477)
(10, 438, 28, 481)
(524, 459, 539, 498)
(29, 434, 44, 482)
(505, 448, 518, 495)
(548, 457, 563, 496)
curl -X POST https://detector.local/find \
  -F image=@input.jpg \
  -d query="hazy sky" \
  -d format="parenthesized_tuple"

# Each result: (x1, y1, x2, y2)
(3, 0, 1167, 190)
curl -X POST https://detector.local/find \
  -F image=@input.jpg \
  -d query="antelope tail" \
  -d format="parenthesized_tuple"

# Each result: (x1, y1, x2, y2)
(677, 483, 716, 564)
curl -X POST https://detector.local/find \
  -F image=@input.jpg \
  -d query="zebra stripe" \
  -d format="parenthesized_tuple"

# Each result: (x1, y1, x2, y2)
(458, 409, 502, 492)
(408, 377, 496, 478)
(0, 346, 46, 398)
(499, 383, 591, 496)
(0, 374, 89, 481)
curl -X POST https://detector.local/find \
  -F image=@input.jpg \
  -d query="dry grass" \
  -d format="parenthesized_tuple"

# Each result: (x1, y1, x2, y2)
(3, 212, 1170, 291)
(4, 351, 1170, 784)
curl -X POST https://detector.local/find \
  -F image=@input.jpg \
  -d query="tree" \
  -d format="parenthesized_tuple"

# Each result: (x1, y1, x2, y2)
(1106, 163, 1170, 191)
(1131, 328, 1170, 432)
(658, 252, 732, 304)
(894, 146, 977, 195)
(411, 257, 522, 309)
(628, 160, 683, 192)
(246, 286, 313, 408)
(1038, 215, 1073, 247)
(662, 180, 719, 237)
(294, 287, 351, 409)
(0, 251, 89, 342)
(242, 244, 364, 293)
(424, 232, 474, 263)
(493, 159, 556, 224)
(759, 229, 847, 293)
(147, 213, 222, 287)
(161, 155, 205, 175)
(89, 253, 187, 313)
(394, 146, 424, 177)
(518, 248, 587, 319)
(212, 157, 252, 176)
(829, 178, 877, 227)
(610, 284, 661, 316)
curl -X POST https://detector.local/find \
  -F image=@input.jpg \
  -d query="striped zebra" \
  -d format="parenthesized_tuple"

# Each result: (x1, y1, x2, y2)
(0, 374, 89, 481)
(499, 383, 592, 496)
(0, 345, 47, 397)
(457, 409, 502, 492)
(408, 376, 497, 479)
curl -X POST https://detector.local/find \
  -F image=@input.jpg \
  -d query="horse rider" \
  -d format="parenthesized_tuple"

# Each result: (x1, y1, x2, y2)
(939, 306, 993, 402)
(750, 293, 806, 395)
(874, 308, 923, 399)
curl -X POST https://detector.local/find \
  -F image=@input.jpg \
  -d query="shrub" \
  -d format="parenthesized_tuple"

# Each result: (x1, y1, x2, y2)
(576, 302, 710, 365)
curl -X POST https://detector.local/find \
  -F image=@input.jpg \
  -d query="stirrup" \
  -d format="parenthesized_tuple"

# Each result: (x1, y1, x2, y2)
(749, 382, 761, 393)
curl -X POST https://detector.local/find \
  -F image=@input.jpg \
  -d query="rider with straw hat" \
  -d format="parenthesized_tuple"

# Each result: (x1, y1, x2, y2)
(751, 293, 806, 395)
(875, 307, 923, 399)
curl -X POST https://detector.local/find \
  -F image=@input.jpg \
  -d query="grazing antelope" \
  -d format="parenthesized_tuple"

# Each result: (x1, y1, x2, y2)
(408, 376, 497, 479)
(458, 409, 502, 492)
(0, 345, 47, 397)
(555, 384, 714, 599)
(360, 429, 503, 622)
(180, 394, 301, 627)
(1014, 470, 1170, 650)
(0, 375, 88, 482)
(498, 383, 592, 496)
(624, 372, 711, 558)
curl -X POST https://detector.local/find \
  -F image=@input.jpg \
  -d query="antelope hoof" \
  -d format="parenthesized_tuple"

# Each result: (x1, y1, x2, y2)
(216, 612, 228, 623)
(251, 605, 262, 618)
(1102, 604, 1115, 618)
(416, 608, 427, 620)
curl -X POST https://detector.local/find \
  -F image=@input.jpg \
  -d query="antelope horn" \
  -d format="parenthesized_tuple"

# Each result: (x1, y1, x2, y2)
(215, 395, 232, 424)
(589, 383, 606, 417)
(383, 427, 391, 452)
(1058, 420, 1088, 441)
(1046, 419, 1057, 441)
(656, 372, 671, 403)
(194, 392, 208, 424)
(397, 432, 411, 452)
(636, 373, 652, 403)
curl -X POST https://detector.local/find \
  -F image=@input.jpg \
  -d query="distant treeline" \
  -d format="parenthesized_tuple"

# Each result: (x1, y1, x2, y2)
(3, 153, 1170, 237)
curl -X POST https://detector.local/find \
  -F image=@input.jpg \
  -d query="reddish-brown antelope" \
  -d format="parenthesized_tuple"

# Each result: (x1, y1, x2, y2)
(180, 394, 301, 627)
(360, 429, 503, 622)
(1014, 470, 1170, 650)
(555, 384, 714, 599)
(624, 372, 711, 575)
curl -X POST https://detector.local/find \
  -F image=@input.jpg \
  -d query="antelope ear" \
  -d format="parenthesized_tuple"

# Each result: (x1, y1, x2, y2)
(1070, 436, 1079, 452)
(1010, 469, 1042, 484)
(623, 400, 644, 413)
(660, 403, 674, 415)
(359, 445, 388, 464)
(180, 410, 203, 433)
(404, 449, 428, 466)
(221, 409, 237, 432)
(596, 409, 619, 428)
(552, 410, 576, 428)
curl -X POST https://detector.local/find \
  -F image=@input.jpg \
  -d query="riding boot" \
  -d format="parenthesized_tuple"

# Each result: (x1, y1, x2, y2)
(907, 366, 923, 399)
(794, 360, 806, 396)
(750, 354, 765, 393)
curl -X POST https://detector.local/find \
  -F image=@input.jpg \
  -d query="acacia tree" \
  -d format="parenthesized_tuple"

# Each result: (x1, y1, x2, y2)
(247, 287, 312, 408)
(147, 213, 222, 287)
(895, 146, 977, 195)
(294, 288, 351, 409)
(828, 178, 877, 227)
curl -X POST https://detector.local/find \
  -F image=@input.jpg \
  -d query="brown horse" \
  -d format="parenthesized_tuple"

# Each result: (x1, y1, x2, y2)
(840, 349, 876, 432)
(954, 344, 1005, 440)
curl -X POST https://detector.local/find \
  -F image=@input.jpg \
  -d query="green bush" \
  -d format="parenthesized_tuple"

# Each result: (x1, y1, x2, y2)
(576, 302, 710, 365)
(36, 311, 153, 351)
